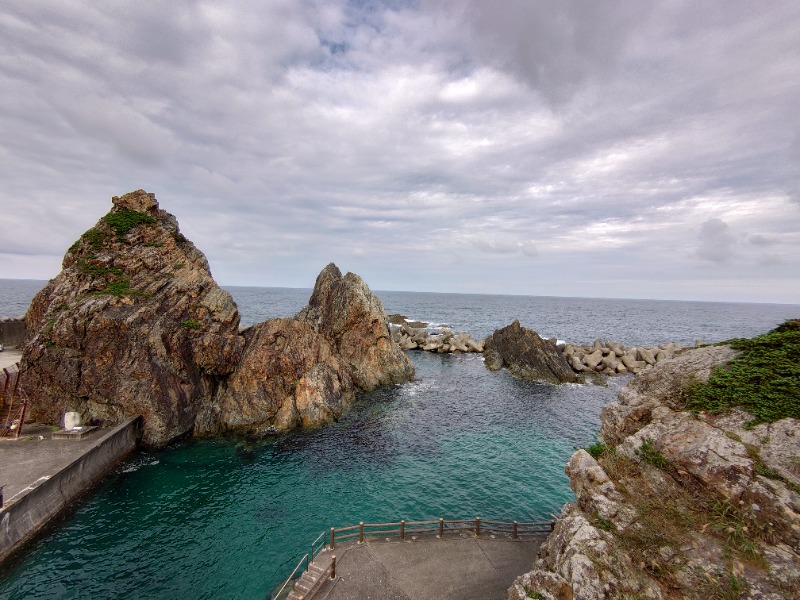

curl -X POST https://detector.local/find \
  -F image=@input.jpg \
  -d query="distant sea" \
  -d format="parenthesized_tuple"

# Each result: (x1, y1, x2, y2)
(1, 279, 797, 599)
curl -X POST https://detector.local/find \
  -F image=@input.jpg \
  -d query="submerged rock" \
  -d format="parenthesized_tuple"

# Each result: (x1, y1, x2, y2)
(483, 320, 578, 384)
(22, 190, 243, 447)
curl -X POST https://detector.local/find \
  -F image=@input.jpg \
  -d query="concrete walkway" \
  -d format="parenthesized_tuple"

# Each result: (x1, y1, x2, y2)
(0, 423, 108, 506)
(311, 536, 541, 600)
(0, 349, 22, 371)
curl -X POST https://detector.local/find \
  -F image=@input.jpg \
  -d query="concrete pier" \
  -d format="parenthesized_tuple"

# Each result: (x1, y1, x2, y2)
(0, 417, 142, 564)
(292, 535, 542, 600)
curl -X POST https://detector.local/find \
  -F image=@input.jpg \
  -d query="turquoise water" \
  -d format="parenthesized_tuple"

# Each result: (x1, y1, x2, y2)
(0, 352, 621, 599)
(1, 281, 797, 599)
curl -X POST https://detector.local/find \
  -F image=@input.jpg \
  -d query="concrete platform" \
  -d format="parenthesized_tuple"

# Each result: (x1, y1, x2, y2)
(0, 417, 141, 563)
(310, 535, 541, 600)
(0, 349, 22, 371)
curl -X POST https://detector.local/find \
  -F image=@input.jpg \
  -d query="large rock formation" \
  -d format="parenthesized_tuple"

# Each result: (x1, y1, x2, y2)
(197, 263, 413, 436)
(484, 320, 579, 384)
(21, 191, 413, 447)
(297, 263, 414, 390)
(197, 318, 355, 436)
(510, 344, 800, 599)
(21, 190, 244, 446)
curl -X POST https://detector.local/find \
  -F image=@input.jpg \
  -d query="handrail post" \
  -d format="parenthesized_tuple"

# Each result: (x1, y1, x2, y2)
(438, 518, 444, 538)
(512, 521, 518, 540)
(476, 517, 481, 536)
(400, 520, 405, 540)
(330, 555, 336, 579)
(359, 522, 364, 544)
(330, 527, 336, 550)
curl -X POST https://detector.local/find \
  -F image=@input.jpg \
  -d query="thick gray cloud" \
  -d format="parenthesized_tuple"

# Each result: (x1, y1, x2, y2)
(1, 0, 799, 303)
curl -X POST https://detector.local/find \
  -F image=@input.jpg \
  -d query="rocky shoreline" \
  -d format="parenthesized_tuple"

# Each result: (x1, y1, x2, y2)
(390, 314, 688, 377)
(508, 333, 800, 599)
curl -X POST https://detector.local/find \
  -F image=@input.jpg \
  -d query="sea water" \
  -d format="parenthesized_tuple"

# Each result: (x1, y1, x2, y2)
(0, 280, 797, 599)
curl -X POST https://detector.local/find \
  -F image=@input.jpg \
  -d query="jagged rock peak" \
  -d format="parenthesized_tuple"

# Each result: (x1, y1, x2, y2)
(22, 190, 243, 447)
(112, 189, 159, 212)
(297, 262, 414, 390)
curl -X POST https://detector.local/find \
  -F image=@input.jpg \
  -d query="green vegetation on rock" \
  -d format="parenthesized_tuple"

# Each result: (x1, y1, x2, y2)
(103, 209, 156, 238)
(90, 279, 145, 298)
(78, 260, 123, 278)
(684, 319, 800, 425)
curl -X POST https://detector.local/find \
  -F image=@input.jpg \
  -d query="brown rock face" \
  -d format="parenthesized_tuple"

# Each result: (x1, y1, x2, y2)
(22, 190, 244, 447)
(297, 263, 414, 390)
(483, 320, 578, 384)
(199, 318, 355, 435)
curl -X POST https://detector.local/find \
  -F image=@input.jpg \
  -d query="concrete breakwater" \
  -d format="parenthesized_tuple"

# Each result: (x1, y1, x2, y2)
(389, 315, 686, 376)
(0, 417, 142, 565)
(0, 317, 25, 349)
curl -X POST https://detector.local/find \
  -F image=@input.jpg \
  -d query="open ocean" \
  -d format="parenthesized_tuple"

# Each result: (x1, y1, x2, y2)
(1, 279, 798, 599)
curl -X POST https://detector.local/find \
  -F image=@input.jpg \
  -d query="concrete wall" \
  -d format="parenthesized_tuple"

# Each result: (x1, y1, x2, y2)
(0, 318, 25, 348)
(0, 417, 142, 564)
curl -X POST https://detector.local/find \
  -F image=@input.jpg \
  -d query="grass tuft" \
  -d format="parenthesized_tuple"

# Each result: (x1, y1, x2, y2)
(684, 320, 800, 425)
(103, 209, 156, 238)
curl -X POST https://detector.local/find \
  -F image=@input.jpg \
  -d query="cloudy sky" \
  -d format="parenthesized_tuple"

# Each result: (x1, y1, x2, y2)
(2, 1, 799, 303)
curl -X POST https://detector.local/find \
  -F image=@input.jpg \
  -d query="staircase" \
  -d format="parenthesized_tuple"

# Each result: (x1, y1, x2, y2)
(286, 550, 333, 600)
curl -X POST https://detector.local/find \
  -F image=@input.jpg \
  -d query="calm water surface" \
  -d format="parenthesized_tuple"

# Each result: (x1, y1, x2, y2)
(0, 280, 797, 599)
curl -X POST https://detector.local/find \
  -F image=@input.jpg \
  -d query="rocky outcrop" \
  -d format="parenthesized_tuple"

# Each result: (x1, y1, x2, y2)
(197, 318, 355, 436)
(510, 344, 800, 599)
(200, 263, 413, 436)
(21, 190, 244, 447)
(484, 320, 579, 384)
(297, 263, 414, 390)
(21, 191, 412, 447)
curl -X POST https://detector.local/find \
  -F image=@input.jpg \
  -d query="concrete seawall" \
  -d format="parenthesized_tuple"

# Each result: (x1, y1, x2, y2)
(0, 318, 25, 348)
(0, 417, 142, 564)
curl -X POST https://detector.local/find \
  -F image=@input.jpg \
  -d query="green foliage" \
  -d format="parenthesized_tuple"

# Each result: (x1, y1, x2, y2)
(636, 439, 669, 469)
(526, 591, 545, 600)
(586, 439, 608, 459)
(78, 260, 122, 277)
(84, 227, 107, 249)
(91, 279, 144, 298)
(685, 320, 800, 425)
(102, 209, 156, 238)
(144, 240, 163, 247)
(708, 498, 774, 560)
(592, 512, 614, 532)
(181, 319, 203, 330)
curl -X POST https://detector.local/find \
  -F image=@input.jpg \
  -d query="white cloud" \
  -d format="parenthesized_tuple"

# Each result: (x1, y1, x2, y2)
(0, 0, 799, 303)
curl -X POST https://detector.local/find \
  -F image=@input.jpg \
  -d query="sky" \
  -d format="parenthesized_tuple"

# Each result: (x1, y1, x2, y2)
(1, 1, 799, 304)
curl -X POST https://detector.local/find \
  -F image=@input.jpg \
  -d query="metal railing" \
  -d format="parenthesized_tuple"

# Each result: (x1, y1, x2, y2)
(329, 517, 554, 547)
(270, 530, 329, 599)
(269, 516, 553, 599)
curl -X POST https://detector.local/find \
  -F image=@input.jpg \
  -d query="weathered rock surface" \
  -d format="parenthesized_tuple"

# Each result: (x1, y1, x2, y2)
(197, 318, 355, 436)
(484, 320, 578, 384)
(21, 192, 412, 447)
(297, 263, 414, 390)
(21, 190, 244, 447)
(510, 345, 800, 599)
